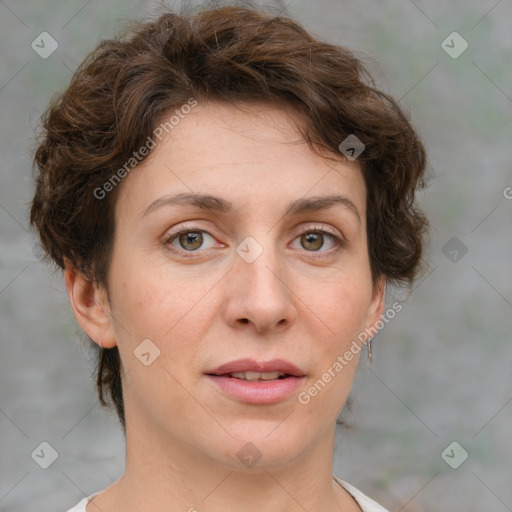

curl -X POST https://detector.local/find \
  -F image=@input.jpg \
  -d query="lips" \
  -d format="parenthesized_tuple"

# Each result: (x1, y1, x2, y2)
(207, 358, 305, 378)
(205, 358, 306, 404)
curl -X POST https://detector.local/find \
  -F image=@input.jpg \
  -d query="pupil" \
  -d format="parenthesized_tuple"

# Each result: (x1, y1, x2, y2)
(180, 231, 203, 250)
(303, 232, 322, 251)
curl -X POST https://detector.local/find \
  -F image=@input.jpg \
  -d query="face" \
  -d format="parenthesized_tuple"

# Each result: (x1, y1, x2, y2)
(72, 101, 385, 471)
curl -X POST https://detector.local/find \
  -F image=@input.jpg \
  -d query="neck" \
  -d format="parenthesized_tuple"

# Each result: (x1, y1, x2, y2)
(94, 417, 361, 512)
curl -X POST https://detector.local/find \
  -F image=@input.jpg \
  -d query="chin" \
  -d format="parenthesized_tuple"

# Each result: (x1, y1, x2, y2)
(209, 421, 316, 471)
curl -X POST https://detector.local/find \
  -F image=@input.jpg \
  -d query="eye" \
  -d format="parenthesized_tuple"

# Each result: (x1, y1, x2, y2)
(164, 226, 218, 254)
(164, 223, 345, 257)
(291, 225, 345, 255)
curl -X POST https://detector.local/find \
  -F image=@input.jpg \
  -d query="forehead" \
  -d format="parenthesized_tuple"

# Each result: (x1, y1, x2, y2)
(115, 101, 366, 222)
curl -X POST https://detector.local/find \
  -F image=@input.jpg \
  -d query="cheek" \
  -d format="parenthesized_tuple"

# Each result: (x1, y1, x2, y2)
(319, 276, 373, 337)
(108, 256, 211, 362)
(299, 285, 368, 422)
(306, 277, 371, 387)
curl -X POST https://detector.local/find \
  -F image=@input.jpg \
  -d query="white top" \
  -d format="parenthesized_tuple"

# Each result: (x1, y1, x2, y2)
(64, 476, 389, 512)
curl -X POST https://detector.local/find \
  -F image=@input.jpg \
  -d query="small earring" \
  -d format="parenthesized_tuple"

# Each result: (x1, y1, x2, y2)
(98, 339, 103, 348)
(367, 338, 373, 364)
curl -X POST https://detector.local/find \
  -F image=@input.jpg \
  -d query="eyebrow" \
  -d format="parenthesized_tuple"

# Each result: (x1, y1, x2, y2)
(141, 192, 361, 224)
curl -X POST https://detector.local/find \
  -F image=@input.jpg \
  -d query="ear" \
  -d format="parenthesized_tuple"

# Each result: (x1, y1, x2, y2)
(64, 262, 117, 349)
(361, 275, 387, 343)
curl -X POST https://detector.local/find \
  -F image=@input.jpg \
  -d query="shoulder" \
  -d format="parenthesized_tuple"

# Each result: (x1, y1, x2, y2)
(334, 475, 390, 512)
(64, 491, 101, 512)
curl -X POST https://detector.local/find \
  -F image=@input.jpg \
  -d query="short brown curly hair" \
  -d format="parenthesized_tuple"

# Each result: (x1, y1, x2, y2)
(30, 3, 430, 432)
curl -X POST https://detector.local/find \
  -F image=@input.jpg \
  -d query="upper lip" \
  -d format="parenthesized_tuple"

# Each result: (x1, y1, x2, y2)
(207, 358, 306, 377)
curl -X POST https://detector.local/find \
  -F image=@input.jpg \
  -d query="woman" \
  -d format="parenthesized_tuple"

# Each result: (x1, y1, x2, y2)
(30, 4, 429, 511)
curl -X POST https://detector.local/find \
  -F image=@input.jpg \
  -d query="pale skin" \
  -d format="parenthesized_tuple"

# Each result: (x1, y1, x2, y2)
(65, 101, 386, 512)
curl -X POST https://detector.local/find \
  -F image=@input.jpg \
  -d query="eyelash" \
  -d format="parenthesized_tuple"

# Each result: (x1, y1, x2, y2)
(163, 223, 346, 259)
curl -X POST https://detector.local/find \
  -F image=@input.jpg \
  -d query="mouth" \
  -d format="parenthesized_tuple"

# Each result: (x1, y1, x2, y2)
(205, 359, 306, 404)
(209, 371, 294, 381)
(206, 358, 306, 378)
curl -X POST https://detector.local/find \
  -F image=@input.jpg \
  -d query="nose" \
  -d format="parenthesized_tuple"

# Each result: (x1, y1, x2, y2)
(222, 236, 298, 334)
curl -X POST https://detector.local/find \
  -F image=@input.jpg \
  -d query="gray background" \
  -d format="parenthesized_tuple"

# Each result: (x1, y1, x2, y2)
(1, 1, 511, 511)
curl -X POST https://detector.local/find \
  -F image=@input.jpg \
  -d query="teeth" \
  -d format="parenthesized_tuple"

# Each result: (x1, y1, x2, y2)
(229, 371, 285, 381)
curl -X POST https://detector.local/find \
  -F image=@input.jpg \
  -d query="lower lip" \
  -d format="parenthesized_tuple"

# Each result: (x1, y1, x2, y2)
(206, 375, 305, 404)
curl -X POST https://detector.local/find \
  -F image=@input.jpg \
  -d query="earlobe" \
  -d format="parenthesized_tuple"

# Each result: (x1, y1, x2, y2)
(64, 262, 117, 349)
(363, 276, 387, 340)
